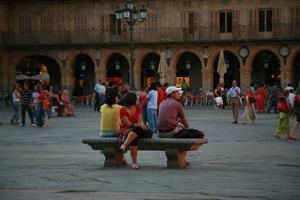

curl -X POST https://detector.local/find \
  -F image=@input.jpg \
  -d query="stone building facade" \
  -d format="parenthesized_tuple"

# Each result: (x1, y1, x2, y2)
(0, 0, 300, 95)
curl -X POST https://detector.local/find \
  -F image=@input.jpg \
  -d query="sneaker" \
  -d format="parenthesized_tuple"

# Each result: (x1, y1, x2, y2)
(10, 118, 14, 124)
(31, 123, 36, 127)
(19, 123, 24, 127)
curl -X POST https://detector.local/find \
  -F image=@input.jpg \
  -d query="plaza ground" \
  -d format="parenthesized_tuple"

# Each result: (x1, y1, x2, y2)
(0, 105, 299, 200)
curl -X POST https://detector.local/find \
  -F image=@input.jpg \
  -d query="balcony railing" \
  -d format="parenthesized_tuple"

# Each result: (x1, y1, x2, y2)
(1, 23, 299, 47)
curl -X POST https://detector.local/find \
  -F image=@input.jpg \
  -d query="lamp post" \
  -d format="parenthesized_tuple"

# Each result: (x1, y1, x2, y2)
(115, 0, 147, 89)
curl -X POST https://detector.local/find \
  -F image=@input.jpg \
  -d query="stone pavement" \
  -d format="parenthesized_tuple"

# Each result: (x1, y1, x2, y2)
(0, 105, 299, 200)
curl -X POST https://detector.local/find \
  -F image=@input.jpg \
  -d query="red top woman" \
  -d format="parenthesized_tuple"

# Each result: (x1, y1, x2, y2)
(255, 83, 268, 113)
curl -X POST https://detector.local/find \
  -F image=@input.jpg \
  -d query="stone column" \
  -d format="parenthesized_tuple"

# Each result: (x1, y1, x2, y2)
(96, 58, 106, 82)
(166, 58, 176, 85)
(61, 61, 73, 94)
(202, 67, 213, 92)
(0, 50, 10, 93)
(280, 57, 292, 88)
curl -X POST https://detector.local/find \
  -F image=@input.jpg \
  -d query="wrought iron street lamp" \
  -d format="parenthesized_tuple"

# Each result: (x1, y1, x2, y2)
(115, 0, 147, 89)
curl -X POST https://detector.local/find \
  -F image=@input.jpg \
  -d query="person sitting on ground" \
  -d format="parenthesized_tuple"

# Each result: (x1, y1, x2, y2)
(119, 92, 152, 169)
(61, 90, 75, 117)
(99, 89, 122, 137)
(157, 86, 205, 164)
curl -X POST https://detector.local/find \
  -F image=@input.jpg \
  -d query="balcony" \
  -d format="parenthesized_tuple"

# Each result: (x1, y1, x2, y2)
(1, 23, 299, 47)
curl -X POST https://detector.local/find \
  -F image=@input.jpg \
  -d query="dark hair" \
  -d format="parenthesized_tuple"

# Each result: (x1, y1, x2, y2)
(108, 80, 115, 87)
(105, 89, 117, 107)
(149, 82, 157, 90)
(121, 92, 137, 107)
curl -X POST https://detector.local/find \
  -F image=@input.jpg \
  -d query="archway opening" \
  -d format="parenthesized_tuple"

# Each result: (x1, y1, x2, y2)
(292, 52, 300, 87)
(141, 53, 160, 87)
(16, 55, 61, 90)
(106, 53, 129, 85)
(213, 51, 240, 89)
(73, 54, 95, 96)
(176, 52, 202, 90)
(252, 50, 280, 87)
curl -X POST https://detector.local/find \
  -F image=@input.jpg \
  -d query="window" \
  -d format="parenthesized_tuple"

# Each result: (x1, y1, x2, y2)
(41, 16, 53, 32)
(19, 17, 32, 32)
(188, 13, 194, 34)
(145, 13, 157, 32)
(109, 14, 121, 35)
(219, 11, 232, 33)
(259, 9, 272, 32)
(75, 16, 87, 31)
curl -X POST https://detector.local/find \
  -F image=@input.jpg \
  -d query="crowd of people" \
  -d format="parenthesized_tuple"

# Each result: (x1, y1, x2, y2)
(96, 80, 204, 169)
(221, 80, 300, 141)
(7, 78, 299, 168)
(10, 82, 75, 128)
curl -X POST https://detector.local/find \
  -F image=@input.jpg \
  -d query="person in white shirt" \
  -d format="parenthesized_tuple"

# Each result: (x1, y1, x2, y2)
(147, 82, 158, 133)
(94, 80, 106, 111)
(287, 89, 296, 117)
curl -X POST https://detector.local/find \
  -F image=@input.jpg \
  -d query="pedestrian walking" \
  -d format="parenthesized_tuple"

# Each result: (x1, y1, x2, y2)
(227, 80, 241, 124)
(267, 84, 279, 114)
(19, 82, 35, 127)
(94, 80, 106, 111)
(10, 83, 21, 125)
(255, 83, 268, 113)
(275, 89, 291, 140)
(137, 85, 148, 125)
(242, 87, 256, 124)
(42, 90, 51, 128)
(147, 82, 158, 133)
(290, 86, 300, 140)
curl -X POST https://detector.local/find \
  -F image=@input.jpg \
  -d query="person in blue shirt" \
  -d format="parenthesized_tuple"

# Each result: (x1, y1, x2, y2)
(227, 80, 241, 124)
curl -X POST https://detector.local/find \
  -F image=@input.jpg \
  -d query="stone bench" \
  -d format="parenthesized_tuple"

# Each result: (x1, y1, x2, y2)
(82, 137, 208, 168)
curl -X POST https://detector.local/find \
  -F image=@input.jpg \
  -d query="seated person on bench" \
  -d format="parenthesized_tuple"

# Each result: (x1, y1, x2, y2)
(99, 89, 122, 137)
(119, 92, 152, 169)
(158, 86, 204, 139)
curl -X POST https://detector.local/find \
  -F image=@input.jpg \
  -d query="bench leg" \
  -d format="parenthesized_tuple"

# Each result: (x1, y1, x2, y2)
(165, 149, 187, 168)
(102, 148, 125, 167)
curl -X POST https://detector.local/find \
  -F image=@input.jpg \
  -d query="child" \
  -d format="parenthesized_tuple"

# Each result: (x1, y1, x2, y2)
(275, 89, 290, 140)
(42, 90, 51, 128)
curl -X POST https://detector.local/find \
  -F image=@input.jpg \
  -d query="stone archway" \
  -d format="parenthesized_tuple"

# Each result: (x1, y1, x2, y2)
(252, 50, 281, 87)
(292, 51, 300, 87)
(16, 55, 61, 90)
(106, 53, 129, 85)
(213, 51, 240, 89)
(176, 52, 202, 90)
(73, 54, 95, 96)
(140, 52, 160, 87)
